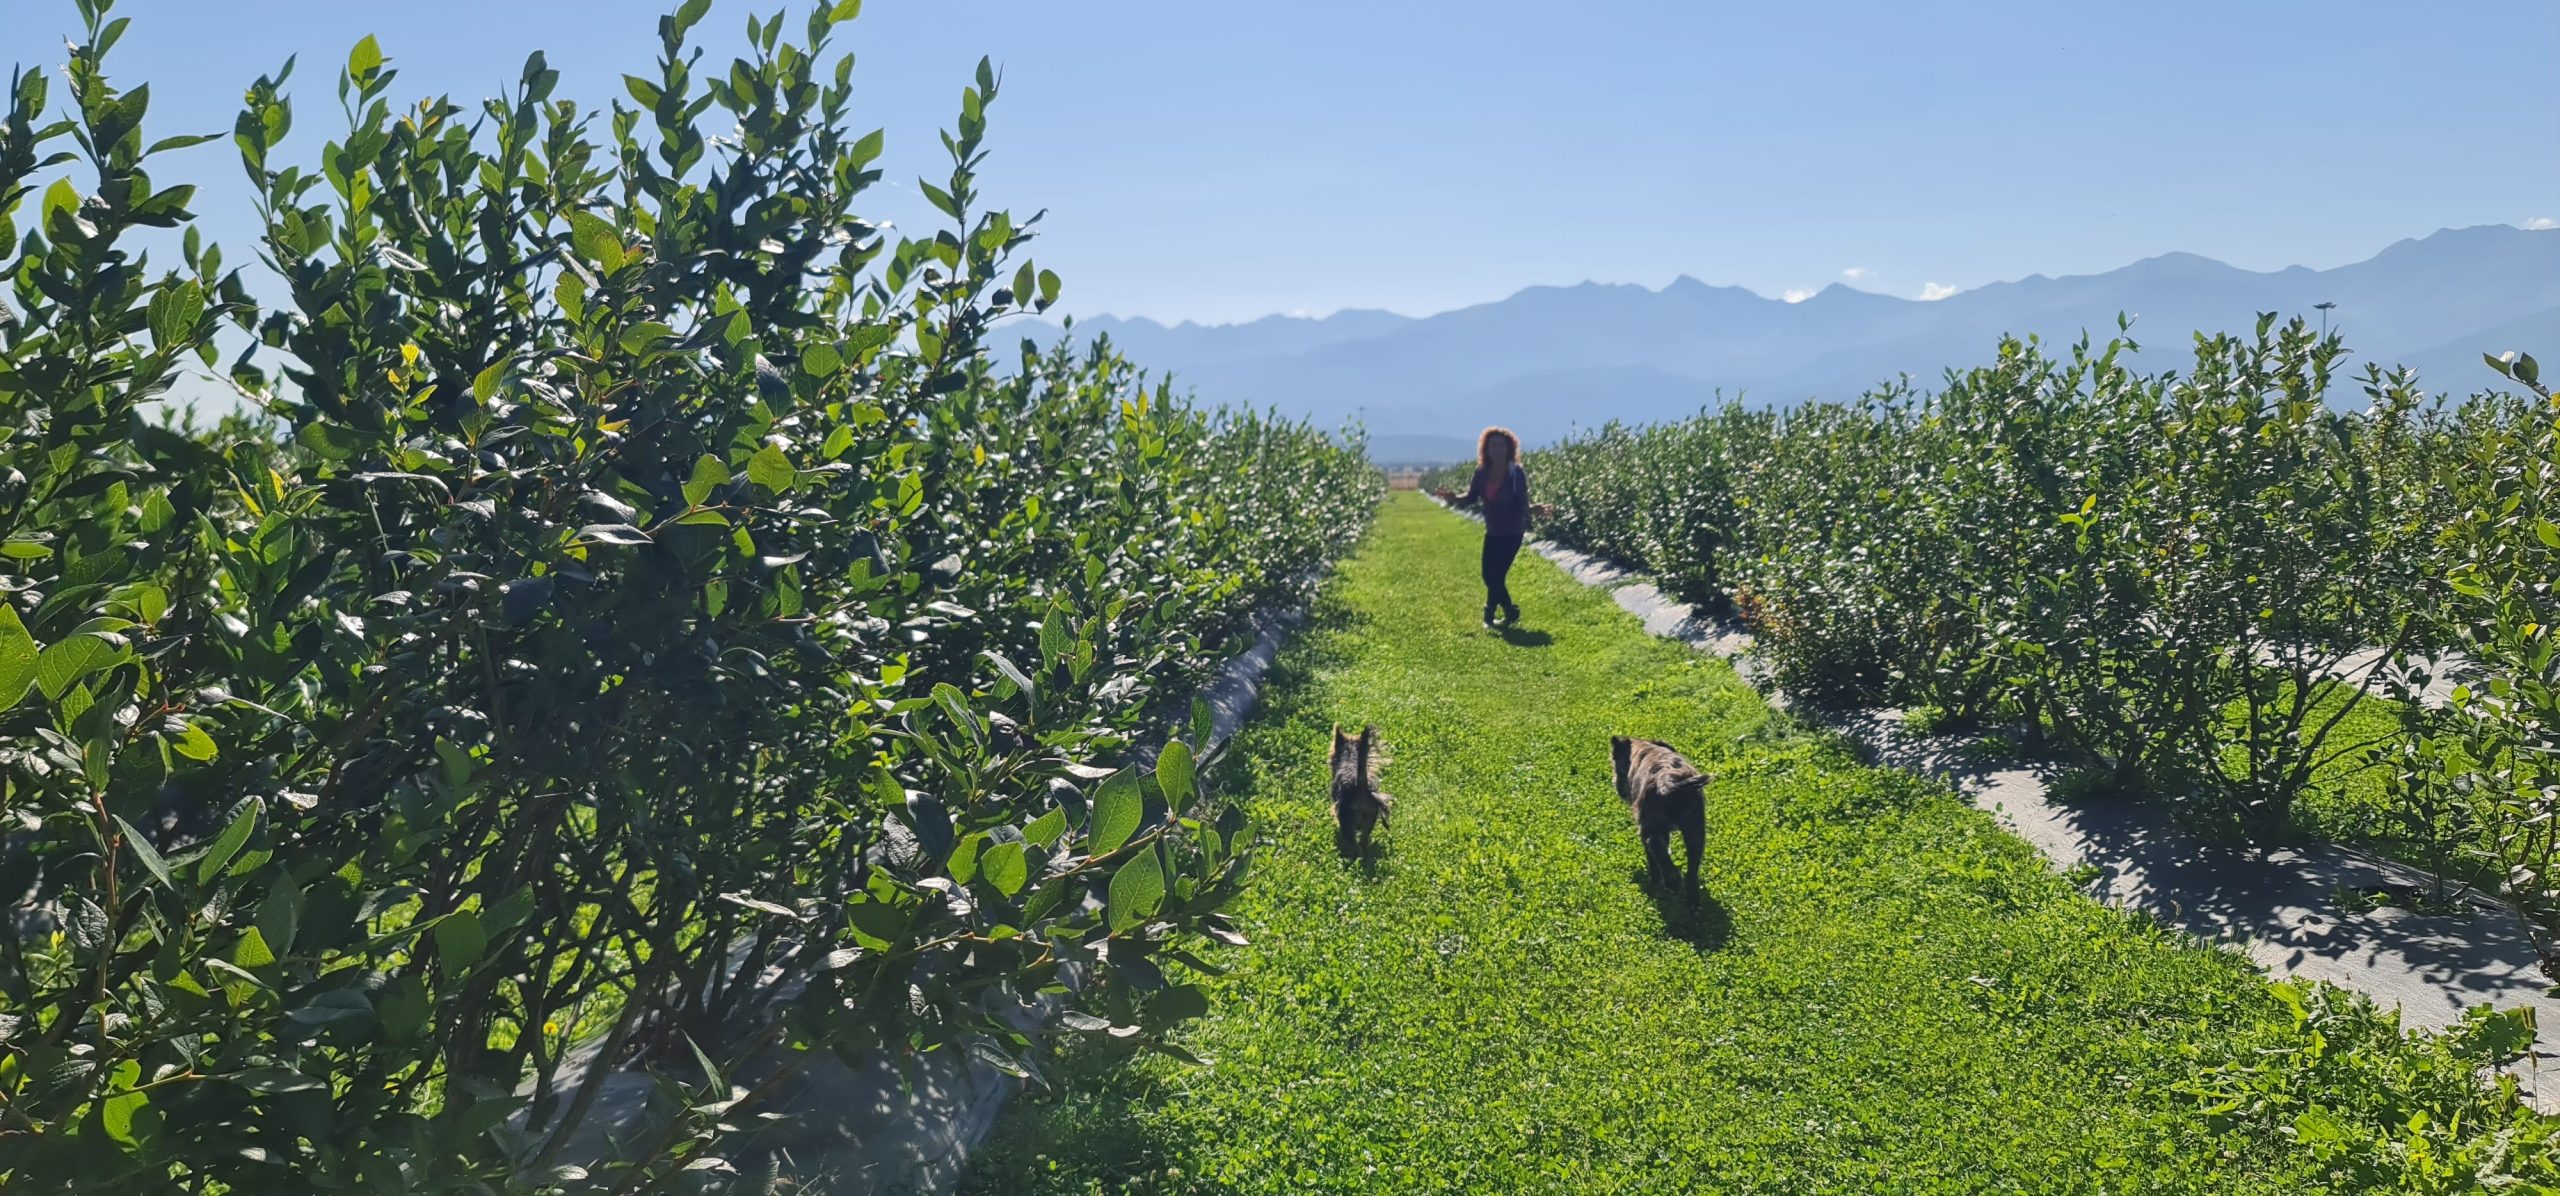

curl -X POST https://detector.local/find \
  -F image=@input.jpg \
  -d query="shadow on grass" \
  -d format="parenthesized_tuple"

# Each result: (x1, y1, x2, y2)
(959, 1058, 1234, 1196)
(1494, 625, 1553, 648)
(1341, 840, 1394, 882)
(1626, 866, 1732, 951)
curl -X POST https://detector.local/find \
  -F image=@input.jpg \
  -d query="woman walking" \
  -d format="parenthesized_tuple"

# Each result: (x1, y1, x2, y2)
(1441, 426, 1531, 628)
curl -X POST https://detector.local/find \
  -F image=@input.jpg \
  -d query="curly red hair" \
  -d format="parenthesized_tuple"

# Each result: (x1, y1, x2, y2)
(1476, 426, 1522, 474)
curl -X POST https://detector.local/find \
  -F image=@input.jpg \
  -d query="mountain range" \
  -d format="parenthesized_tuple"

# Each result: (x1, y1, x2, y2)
(1045, 224, 2560, 461)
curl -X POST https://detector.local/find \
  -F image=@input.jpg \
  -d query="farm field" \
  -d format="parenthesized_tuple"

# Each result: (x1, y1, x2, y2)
(969, 495, 2554, 1196)
(7, 2, 2558, 1191)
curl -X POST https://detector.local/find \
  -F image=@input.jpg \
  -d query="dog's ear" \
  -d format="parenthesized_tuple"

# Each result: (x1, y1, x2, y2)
(1360, 725, 1378, 748)
(1609, 736, 1633, 796)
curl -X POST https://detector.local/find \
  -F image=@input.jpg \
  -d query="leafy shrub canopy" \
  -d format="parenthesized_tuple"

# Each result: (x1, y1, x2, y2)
(0, 1, 1379, 1189)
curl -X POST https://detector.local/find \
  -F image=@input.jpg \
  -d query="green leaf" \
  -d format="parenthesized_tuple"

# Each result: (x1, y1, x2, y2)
(36, 634, 124, 701)
(747, 445, 796, 493)
(285, 989, 375, 1028)
(906, 790, 955, 864)
(196, 798, 261, 885)
(296, 422, 366, 460)
(982, 841, 1028, 897)
(948, 832, 985, 884)
(1106, 848, 1165, 932)
(347, 35, 384, 81)
(932, 681, 978, 745)
(2537, 520, 2560, 551)
(472, 359, 509, 403)
(684, 454, 732, 506)
(232, 926, 277, 970)
(618, 321, 675, 354)
(255, 876, 302, 960)
(484, 886, 538, 934)
(171, 720, 218, 762)
(846, 897, 908, 949)
(1025, 806, 1067, 849)
(1151, 983, 1211, 1025)
(1089, 768, 1142, 856)
(843, 323, 897, 358)
(802, 343, 843, 378)
(113, 816, 176, 890)
(1155, 740, 1197, 808)
(101, 1065, 150, 1149)
(849, 129, 885, 168)
(126, 583, 169, 624)
(919, 180, 961, 220)
(577, 523, 653, 546)
(148, 280, 204, 349)
(684, 1032, 722, 1094)
(1038, 603, 1072, 666)
(41, 177, 78, 230)
(0, 605, 36, 710)
(983, 650, 1034, 703)
(568, 210, 626, 275)
(434, 909, 488, 972)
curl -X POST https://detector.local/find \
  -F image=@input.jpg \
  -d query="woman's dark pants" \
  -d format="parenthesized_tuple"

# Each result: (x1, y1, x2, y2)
(1482, 530, 1523, 619)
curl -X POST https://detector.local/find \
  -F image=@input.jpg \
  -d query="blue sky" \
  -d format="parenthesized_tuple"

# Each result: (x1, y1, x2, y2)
(6, 0, 2554, 326)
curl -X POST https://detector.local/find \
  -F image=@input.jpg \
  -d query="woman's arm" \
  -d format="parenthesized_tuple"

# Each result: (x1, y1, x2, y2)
(1444, 467, 1486, 507)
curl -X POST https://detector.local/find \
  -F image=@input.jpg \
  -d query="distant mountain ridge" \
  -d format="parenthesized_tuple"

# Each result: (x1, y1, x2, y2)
(1044, 224, 2560, 449)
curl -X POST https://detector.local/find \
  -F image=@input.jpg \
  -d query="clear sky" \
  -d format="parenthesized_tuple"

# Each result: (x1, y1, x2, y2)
(6, 0, 2554, 325)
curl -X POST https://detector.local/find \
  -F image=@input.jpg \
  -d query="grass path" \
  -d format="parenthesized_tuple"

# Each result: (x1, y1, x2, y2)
(965, 495, 2452, 1194)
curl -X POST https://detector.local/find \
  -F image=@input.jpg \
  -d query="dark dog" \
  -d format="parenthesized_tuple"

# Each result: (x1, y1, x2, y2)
(1329, 724, 1392, 858)
(1610, 736, 1706, 903)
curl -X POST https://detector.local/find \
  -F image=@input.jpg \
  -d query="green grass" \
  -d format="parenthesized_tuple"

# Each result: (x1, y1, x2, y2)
(964, 494, 2512, 1195)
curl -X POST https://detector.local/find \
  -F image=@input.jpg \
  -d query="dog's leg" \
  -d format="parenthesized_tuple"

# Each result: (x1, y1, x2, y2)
(1643, 828, 1675, 891)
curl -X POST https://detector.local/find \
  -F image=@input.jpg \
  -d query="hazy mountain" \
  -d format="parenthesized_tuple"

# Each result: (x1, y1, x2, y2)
(1365, 433, 1479, 467)
(1049, 224, 2560, 446)
(1060, 309, 1414, 371)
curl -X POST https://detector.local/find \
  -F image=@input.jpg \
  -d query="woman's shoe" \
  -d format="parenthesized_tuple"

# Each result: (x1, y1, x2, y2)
(1502, 602, 1521, 625)
(1482, 604, 1498, 629)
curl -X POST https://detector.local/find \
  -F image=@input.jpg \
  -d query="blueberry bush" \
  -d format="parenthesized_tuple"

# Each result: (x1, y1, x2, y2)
(0, 2, 1377, 1189)
(1524, 323, 2560, 943)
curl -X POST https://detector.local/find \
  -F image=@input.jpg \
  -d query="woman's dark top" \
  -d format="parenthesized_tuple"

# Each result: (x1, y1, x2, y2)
(1456, 461, 1531, 536)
